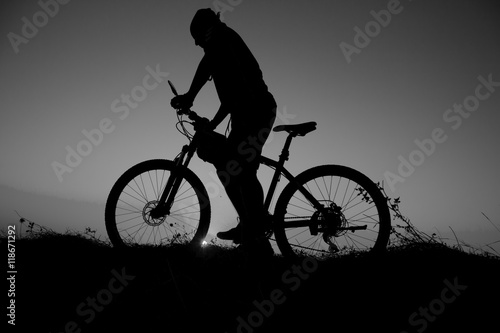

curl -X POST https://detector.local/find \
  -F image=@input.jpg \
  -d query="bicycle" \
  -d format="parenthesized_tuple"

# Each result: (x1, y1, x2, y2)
(105, 81, 391, 258)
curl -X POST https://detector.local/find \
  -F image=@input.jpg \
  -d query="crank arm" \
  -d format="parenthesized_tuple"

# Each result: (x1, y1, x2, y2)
(317, 225, 367, 233)
(341, 225, 367, 232)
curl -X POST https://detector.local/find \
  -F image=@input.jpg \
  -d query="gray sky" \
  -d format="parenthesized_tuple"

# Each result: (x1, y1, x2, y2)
(1, 0, 499, 250)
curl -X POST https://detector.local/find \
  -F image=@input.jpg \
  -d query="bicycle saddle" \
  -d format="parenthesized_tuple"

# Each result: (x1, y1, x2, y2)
(273, 121, 317, 136)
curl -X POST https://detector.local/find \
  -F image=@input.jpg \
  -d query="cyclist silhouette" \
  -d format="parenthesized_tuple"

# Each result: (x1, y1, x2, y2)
(171, 8, 277, 254)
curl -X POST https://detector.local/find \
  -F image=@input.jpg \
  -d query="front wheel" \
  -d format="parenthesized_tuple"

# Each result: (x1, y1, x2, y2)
(274, 165, 390, 258)
(105, 159, 211, 247)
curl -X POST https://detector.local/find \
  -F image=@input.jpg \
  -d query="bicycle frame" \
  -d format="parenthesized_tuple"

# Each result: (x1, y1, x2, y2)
(260, 133, 325, 228)
(153, 125, 326, 224)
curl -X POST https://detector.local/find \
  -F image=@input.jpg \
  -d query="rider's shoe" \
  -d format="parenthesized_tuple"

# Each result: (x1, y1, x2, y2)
(217, 225, 243, 244)
(217, 216, 272, 244)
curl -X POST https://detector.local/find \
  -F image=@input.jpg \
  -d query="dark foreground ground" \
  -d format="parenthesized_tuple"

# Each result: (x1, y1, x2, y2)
(6, 232, 500, 333)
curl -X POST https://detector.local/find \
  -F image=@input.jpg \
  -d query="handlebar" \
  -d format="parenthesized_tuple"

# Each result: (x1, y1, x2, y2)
(180, 109, 203, 122)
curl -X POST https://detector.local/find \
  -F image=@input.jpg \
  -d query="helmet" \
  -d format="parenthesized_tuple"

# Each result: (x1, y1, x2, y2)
(190, 8, 220, 45)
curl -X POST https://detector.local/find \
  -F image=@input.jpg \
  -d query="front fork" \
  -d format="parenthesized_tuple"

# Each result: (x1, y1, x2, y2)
(150, 145, 190, 219)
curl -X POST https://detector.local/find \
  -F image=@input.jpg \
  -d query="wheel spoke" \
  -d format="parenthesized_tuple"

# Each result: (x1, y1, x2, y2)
(123, 186, 148, 205)
(341, 185, 358, 211)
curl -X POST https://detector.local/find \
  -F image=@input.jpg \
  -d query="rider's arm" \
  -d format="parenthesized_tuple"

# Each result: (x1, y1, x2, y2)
(210, 104, 230, 130)
(186, 55, 211, 102)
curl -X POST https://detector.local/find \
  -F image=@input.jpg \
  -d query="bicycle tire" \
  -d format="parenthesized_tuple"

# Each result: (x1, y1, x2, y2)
(273, 164, 390, 258)
(105, 159, 211, 247)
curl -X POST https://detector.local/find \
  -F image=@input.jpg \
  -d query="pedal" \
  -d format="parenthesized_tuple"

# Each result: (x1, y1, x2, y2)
(345, 225, 367, 232)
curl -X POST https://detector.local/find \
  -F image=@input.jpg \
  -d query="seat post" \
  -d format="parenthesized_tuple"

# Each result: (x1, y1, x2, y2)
(263, 133, 295, 211)
(278, 133, 295, 164)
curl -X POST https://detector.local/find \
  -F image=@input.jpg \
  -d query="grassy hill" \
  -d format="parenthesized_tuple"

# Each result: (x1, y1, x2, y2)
(5, 227, 499, 333)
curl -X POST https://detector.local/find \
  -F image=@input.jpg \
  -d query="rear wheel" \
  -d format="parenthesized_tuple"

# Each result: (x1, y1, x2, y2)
(105, 159, 211, 247)
(274, 165, 390, 258)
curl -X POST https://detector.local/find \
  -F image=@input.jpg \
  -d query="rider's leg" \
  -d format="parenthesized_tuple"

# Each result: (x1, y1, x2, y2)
(216, 170, 246, 241)
(216, 106, 276, 242)
(238, 168, 267, 233)
(216, 167, 268, 242)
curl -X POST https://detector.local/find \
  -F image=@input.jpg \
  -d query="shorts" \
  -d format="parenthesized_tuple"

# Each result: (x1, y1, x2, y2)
(196, 108, 276, 173)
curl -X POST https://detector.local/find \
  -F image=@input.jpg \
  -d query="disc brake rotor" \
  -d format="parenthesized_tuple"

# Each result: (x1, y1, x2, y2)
(142, 200, 166, 226)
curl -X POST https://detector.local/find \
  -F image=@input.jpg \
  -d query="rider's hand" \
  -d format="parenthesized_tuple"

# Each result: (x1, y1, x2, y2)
(170, 94, 193, 110)
(193, 117, 211, 132)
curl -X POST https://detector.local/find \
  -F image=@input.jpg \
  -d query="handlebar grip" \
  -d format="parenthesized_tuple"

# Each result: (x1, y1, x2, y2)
(177, 109, 199, 121)
(168, 80, 201, 122)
